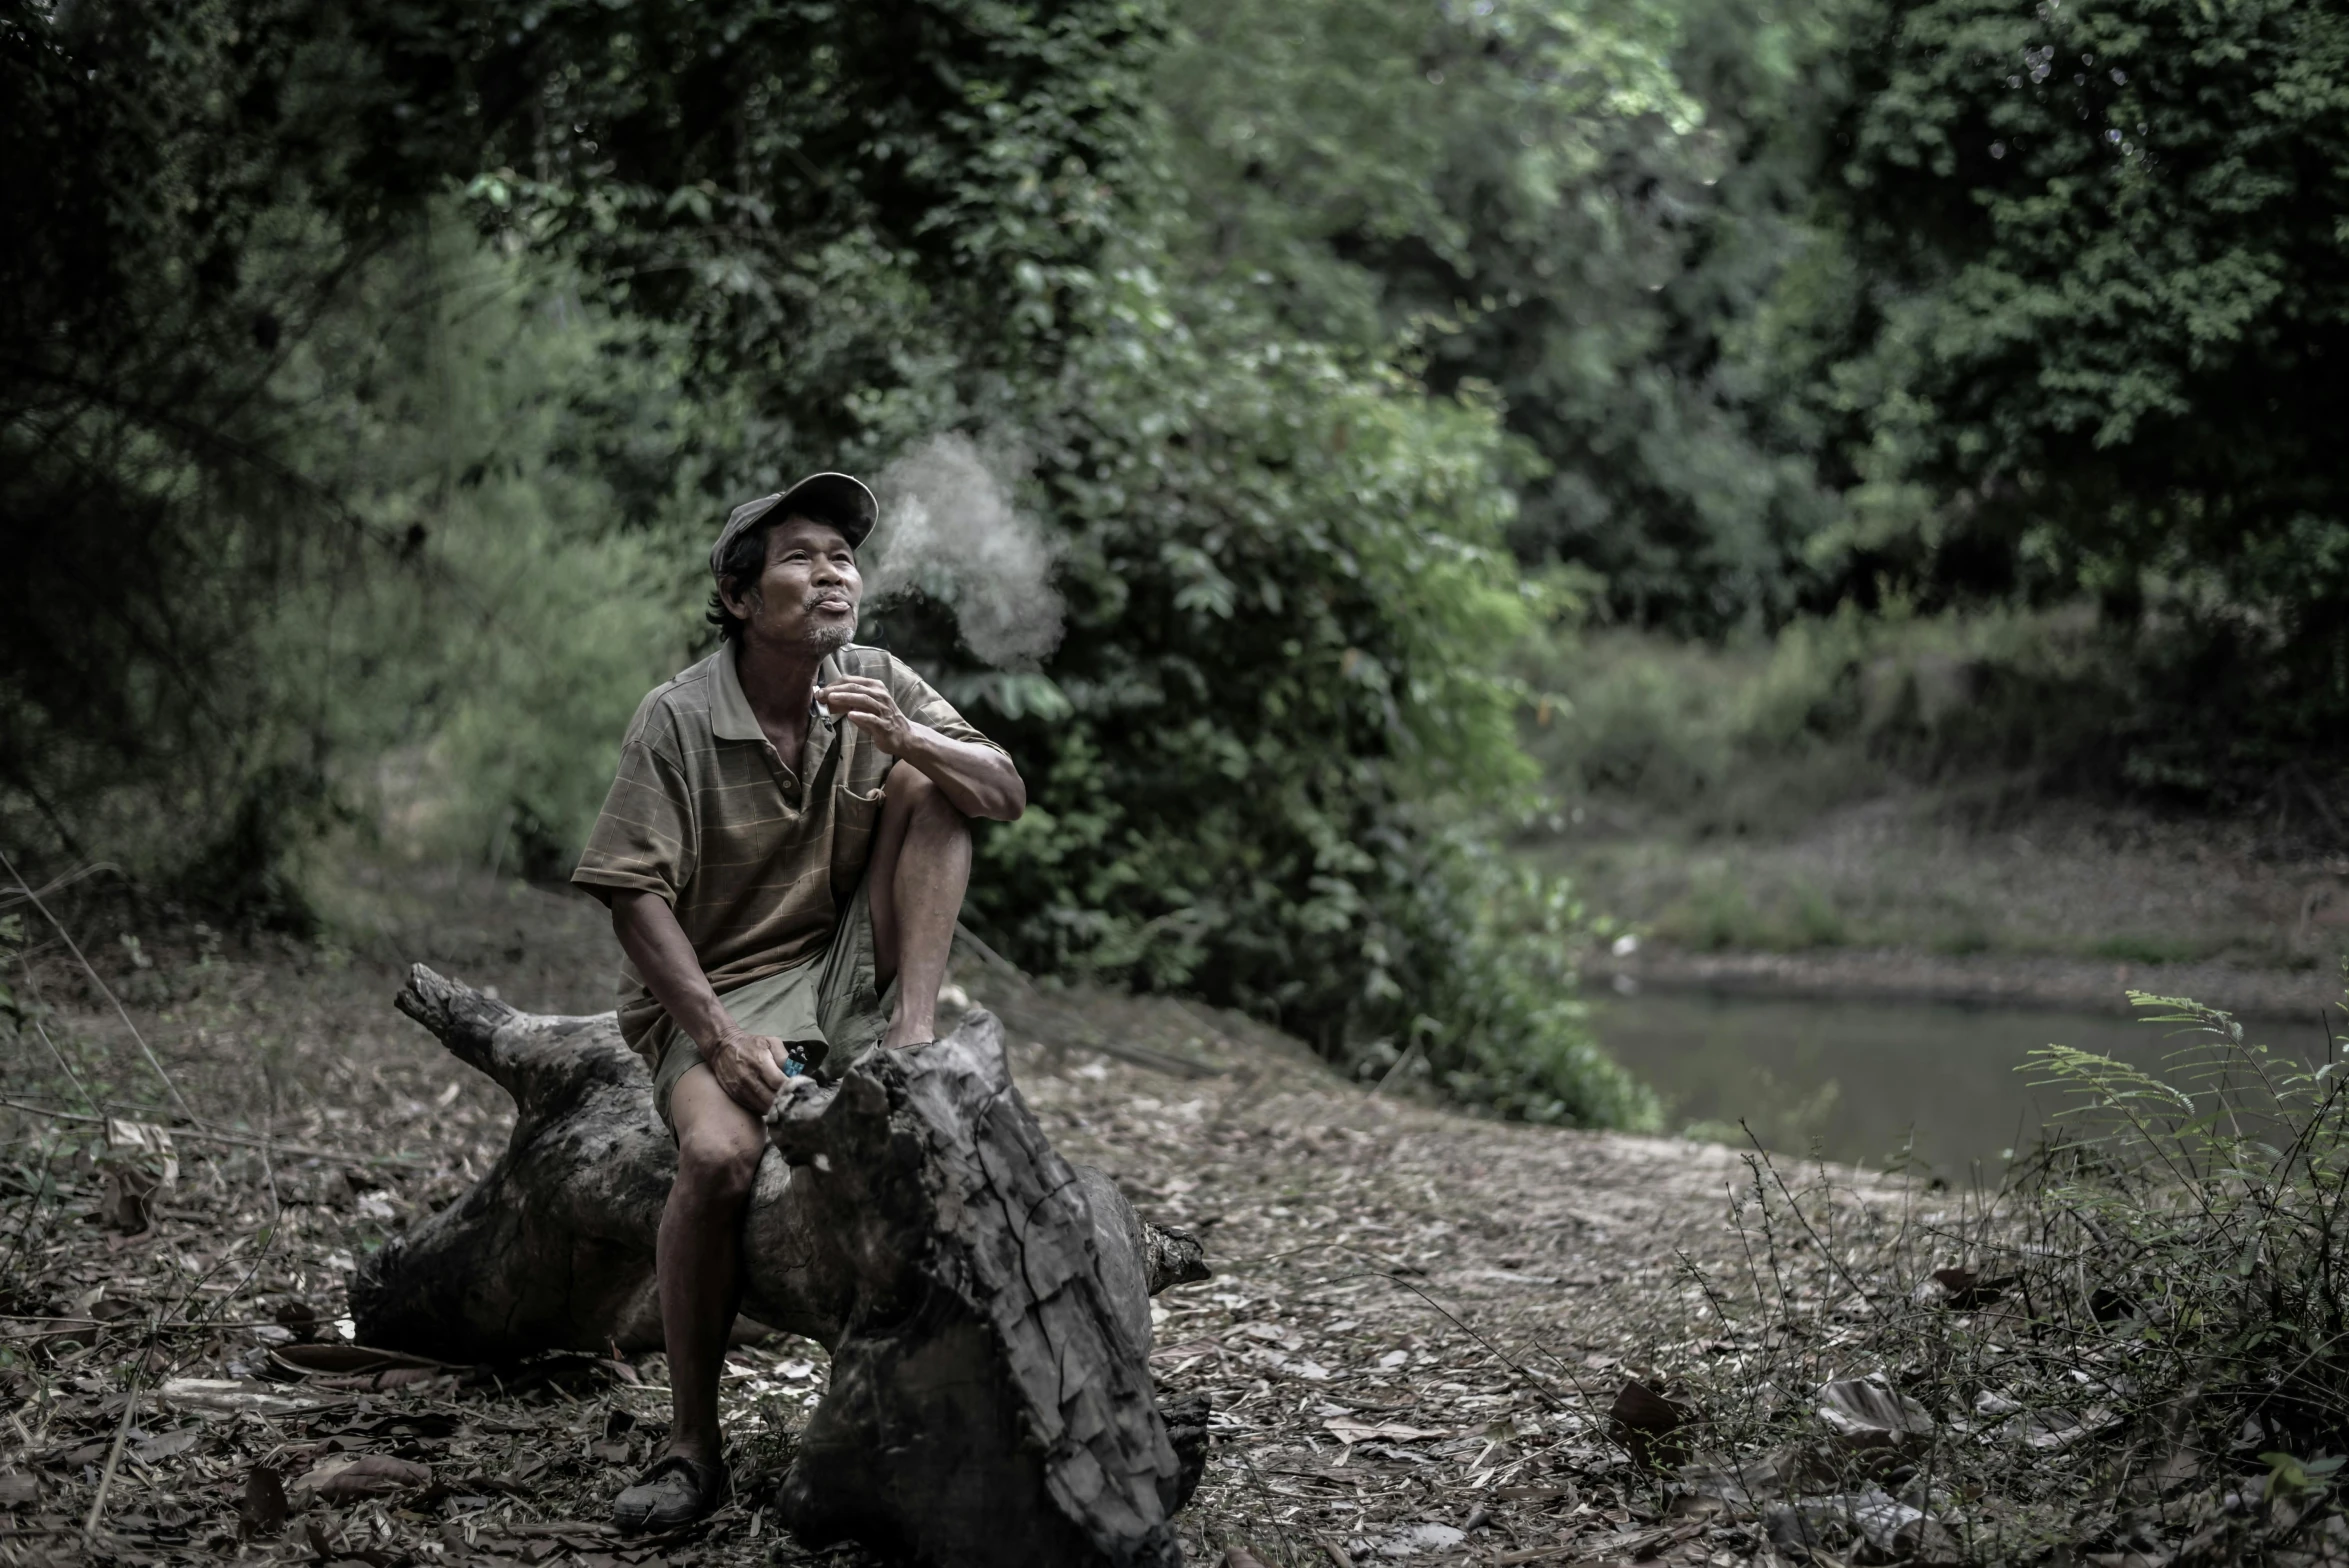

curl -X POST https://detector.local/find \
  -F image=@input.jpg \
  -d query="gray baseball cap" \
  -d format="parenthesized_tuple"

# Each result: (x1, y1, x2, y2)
(709, 472, 879, 577)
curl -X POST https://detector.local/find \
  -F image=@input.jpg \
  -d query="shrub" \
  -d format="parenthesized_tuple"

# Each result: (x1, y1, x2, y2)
(947, 262, 1653, 1124)
(1516, 603, 2157, 826)
(1656, 989, 2349, 1562)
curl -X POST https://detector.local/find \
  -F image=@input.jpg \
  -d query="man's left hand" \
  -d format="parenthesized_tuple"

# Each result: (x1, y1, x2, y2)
(819, 676, 919, 754)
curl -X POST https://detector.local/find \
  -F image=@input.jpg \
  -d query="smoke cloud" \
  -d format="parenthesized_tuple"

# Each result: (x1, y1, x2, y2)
(863, 432, 1064, 669)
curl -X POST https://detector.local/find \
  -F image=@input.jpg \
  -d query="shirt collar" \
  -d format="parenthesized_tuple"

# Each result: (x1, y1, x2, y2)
(710, 645, 842, 742)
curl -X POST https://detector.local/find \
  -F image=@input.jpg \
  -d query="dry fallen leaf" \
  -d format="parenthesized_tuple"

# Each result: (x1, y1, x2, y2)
(274, 1296, 322, 1337)
(132, 1428, 201, 1462)
(298, 1453, 434, 1501)
(1917, 1267, 2015, 1310)
(1610, 1378, 1695, 1469)
(158, 1377, 321, 1417)
(241, 1465, 290, 1535)
(270, 1343, 453, 1376)
(1816, 1377, 1935, 1453)
(1322, 1418, 1450, 1445)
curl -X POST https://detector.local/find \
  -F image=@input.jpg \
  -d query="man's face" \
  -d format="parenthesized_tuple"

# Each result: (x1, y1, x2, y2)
(725, 515, 861, 653)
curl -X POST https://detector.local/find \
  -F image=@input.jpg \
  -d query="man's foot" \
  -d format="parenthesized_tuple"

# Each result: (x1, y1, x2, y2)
(612, 1453, 726, 1533)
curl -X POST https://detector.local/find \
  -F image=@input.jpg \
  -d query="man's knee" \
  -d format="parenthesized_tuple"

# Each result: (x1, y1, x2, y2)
(888, 765, 967, 828)
(674, 1116, 763, 1204)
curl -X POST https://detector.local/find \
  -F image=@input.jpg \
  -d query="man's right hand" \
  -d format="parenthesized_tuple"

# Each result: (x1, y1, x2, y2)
(704, 1027, 794, 1115)
(608, 891, 797, 1115)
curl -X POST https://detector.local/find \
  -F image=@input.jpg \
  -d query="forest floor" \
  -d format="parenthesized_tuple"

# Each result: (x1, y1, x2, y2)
(0, 863, 1905, 1568)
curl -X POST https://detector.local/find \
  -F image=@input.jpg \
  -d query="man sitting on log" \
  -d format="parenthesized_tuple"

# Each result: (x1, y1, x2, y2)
(570, 472, 1028, 1532)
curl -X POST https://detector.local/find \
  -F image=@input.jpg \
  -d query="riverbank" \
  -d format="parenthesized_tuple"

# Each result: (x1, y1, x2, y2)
(1547, 786, 2348, 1175)
(1545, 787, 2349, 1019)
(1587, 942, 2342, 1018)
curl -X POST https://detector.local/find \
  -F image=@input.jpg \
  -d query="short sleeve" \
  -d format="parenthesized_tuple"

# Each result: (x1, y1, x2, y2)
(883, 653, 1006, 756)
(571, 719, 699, 906)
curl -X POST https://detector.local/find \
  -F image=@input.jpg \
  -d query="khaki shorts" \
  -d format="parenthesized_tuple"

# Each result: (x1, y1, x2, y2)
(643, 874, 897, 1134)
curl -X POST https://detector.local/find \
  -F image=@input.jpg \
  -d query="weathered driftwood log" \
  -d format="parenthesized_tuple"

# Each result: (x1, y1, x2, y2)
(353, 965, 1212, 1568)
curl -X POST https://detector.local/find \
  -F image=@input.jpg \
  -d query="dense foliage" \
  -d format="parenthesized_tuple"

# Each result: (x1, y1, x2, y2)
(1776, 0, 2349, 785)
(0, 0, 1656, 1124)
(1804, 0, 2349, 607)
(7, 0, 2346, 1121)
(970, 271, 1652, 1121)
(1157, 0, 1845, 629)
(0, 0, 1152, 903)
(1170, 0, 2349, 730)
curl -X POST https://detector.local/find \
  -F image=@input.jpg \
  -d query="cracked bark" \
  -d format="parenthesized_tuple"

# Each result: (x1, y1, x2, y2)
(354, 964, 1212, 1568)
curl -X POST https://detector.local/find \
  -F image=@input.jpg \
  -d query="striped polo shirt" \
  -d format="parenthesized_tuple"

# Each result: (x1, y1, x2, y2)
(571, 642, 1001, 1051)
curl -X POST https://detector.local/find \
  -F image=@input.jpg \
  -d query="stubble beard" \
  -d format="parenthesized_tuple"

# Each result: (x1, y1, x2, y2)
(806, 614, 855, 655)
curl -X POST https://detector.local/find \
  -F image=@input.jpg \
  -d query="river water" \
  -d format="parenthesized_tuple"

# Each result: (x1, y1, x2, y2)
(1588, 987, 2326, 1178)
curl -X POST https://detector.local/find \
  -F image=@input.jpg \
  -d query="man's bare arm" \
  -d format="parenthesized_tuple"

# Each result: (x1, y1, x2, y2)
(819, 675, 1026, 821)
(610, 889, 791, 1113)
(892, 726, 1026, 820)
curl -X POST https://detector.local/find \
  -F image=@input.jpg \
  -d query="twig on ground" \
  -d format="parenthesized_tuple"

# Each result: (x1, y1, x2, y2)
(1740, 1123, 1877, 1306)
(1370, 1041, 1421, 1096)
(956, 924, 1226, 1078)
(1312, 1531, 1355, 1568)
(0, 861, 124, 913)
(1322, 1267, 1582, 1417)
(1, 847, 196, 1121)
(83, 1321, 154, 1543)
(20, 980, 99, 1113)
(0, 1096, 423, 1164)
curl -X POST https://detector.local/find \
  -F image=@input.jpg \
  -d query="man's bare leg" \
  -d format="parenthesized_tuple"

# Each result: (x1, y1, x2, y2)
(656, 1066, 765, 1467)
(866, 767, 973, 1049)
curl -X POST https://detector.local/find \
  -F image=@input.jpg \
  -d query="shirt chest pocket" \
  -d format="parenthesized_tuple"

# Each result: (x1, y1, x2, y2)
(828, 779, 888, 902)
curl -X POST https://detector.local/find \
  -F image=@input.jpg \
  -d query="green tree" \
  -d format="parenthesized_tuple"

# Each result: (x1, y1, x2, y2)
(1782, 0, 2349, 765)
(0, 0, 1160, 903)
(2, 0, 1655, 1124)
(1156, 0, 1849, 629)
(959, 260, 1649, 1120)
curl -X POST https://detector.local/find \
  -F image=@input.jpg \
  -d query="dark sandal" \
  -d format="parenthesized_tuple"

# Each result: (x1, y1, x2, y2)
(612, 1452, 726, 1533)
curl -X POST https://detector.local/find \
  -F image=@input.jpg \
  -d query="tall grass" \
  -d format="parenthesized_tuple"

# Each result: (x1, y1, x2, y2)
(1656, 990, 2349, 1563)
(1515, 605, 2143, 834)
